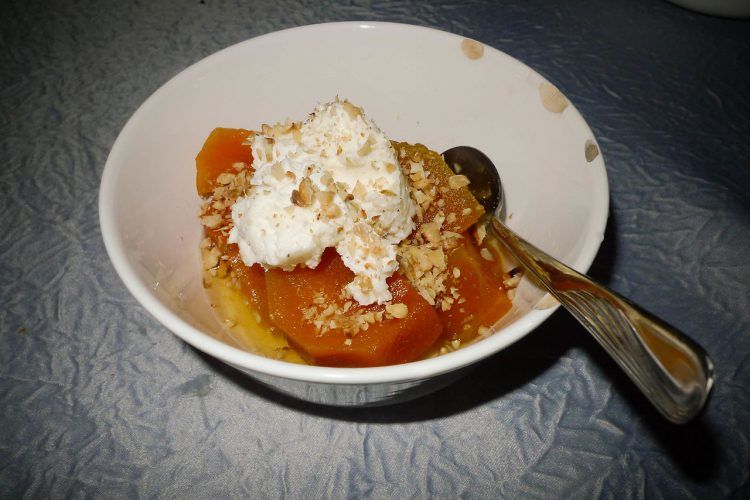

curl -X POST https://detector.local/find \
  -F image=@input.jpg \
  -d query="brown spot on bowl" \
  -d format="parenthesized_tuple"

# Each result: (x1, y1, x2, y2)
(461, 39, 484, 60)
(585, 139, 600, 162)
(538, 82, 568, 113)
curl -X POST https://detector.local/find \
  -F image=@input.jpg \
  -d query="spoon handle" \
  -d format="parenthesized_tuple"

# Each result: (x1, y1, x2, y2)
(489, 217, 714, 424)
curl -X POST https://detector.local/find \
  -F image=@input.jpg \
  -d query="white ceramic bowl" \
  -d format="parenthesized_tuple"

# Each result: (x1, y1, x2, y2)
(667, 0, 750, 18)
(99, 22, 609, 406)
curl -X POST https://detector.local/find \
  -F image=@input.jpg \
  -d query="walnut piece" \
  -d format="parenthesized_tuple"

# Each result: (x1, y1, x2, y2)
(385, 303, 408, 319)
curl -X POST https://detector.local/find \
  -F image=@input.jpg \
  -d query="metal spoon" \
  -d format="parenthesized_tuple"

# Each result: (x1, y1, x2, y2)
(442, 146, 714, 424)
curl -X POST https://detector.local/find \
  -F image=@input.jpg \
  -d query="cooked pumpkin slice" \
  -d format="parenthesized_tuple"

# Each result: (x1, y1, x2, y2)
(265, 249, 443, 367)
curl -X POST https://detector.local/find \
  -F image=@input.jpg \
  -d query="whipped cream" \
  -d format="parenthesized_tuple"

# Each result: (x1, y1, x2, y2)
(228, 99, 416, 305)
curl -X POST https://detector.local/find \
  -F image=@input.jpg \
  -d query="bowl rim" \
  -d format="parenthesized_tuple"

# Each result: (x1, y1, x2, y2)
(99, 21, 609, 385)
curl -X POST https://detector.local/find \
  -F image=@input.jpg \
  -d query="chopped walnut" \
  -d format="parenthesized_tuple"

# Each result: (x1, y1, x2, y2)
(202, 246, 221, 270)
(503, 273, 522, 288)
(216, 172, 235, 185)
(479, 248, 494, 262)
(474, 223, 487, 245)
(291, 176, 314, 207)
(385, 303, 408, 319)
(201, 214, 222, 229)
(420, 221, 441, 243)
(301, 290, 395, 337)
(448, 174, 470, 189)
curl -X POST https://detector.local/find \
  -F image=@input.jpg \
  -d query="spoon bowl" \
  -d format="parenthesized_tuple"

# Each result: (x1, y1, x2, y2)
(442, 146, 715, 424)
(442, 146, 503, 216)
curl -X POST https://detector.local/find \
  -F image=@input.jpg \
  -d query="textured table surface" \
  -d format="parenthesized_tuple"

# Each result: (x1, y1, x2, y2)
(2, 0, 749, 497)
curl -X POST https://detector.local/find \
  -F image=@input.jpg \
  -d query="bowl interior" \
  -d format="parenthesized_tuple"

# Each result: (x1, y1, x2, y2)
(99, 22, 608, 382)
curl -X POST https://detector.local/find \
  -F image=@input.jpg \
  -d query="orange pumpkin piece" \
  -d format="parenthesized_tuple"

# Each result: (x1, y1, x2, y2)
(438, 237, 512, 344)
(265, 249, 443, 367)
(227, 251, 268, 319)
(195, 127, 253, 197)
(392, 141, 484, 233)
(196, 127, 268, 318)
